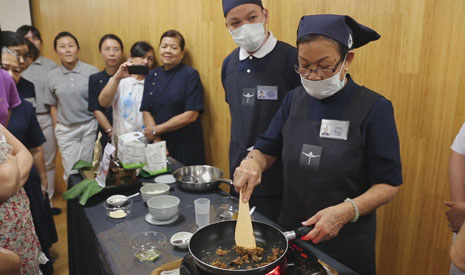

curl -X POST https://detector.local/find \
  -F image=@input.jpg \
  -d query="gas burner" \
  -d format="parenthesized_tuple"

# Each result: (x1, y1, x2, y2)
(180, 241, 328, 275)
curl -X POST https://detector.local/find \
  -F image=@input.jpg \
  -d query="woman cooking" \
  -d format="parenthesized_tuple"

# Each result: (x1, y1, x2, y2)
(140, 30, 205, 166)
(233, 14, 402, 274)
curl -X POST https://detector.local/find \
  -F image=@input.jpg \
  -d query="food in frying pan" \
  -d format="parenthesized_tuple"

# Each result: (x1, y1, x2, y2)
(209, 245, 283, 270)
(215, 248, 230, 256)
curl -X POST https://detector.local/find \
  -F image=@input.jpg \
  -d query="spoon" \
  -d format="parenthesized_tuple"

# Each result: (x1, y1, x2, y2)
(249, 206, 256, 216)
(107, 192, 140, 207)
(172, 238, 190, 244)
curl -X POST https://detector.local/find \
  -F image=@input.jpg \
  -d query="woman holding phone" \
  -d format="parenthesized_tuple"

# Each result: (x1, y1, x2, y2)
(98, 41, 155, 140)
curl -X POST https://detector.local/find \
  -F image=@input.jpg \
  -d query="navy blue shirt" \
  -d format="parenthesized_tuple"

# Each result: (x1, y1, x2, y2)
(88, 70, 113, 119)
(221, 42, 300, 102)
(140, 63, 205, 165)
(88, 70, 113, 147)
(255, 75, 402, 187)
(16, 77, 36, 109)
(9, 100, 45, 148)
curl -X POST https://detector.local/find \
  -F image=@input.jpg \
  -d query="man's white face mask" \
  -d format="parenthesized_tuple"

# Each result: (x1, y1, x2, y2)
(229, 14, 267, 52)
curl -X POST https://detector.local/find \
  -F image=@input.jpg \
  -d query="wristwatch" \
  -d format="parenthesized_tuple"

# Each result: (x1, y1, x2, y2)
(152, 127, 157, 136)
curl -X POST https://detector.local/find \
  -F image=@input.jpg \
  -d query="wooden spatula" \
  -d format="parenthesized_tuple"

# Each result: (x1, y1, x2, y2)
(235, 188, 256, 248)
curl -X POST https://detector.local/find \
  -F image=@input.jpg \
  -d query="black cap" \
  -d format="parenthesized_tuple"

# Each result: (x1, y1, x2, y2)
(222, 0, 263, 17)
(297, 14, 380, 49)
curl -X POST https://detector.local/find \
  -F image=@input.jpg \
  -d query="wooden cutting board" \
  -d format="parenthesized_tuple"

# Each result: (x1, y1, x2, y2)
(234, 189, 256, 248)
(151, 258, 182, 275)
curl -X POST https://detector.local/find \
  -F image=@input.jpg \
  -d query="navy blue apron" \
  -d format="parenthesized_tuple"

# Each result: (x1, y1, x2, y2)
(281, 86, 379, 275)
(224, 42, 291, 221)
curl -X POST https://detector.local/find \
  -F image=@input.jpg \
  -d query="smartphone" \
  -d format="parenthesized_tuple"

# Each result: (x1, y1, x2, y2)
(128, 65, 149, 75)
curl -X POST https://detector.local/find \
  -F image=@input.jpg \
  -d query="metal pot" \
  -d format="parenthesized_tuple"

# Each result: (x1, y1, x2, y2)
(188, 220, 312, 274)
(173, 165, 232, 192)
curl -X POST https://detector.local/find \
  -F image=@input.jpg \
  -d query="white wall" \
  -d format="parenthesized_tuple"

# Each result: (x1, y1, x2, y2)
(0, 0, 31, 31)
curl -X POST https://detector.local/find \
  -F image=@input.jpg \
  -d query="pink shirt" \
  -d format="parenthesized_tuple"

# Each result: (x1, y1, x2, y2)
(0, 69, 21, 126)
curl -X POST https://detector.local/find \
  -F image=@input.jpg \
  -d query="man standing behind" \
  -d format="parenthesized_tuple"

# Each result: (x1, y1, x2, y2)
(17, 25, 60, 214)
(221, 0, 300, 221)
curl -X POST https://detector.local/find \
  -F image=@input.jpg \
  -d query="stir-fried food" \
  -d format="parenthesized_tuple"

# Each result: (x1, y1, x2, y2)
(209, 245, 284, 270)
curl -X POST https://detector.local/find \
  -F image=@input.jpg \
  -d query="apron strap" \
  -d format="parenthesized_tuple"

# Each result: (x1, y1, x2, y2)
(342, 86, 380, 127)
(289, 86, 311, 118)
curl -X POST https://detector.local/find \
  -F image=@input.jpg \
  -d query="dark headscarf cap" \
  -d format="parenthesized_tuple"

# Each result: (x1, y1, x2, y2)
(297, 14, 380, 49)
(222, 0, 263, 17)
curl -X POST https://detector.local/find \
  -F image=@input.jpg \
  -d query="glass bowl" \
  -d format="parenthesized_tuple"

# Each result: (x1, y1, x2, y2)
(129, 231, 166, 262)
(103, 198, 133, 219)
(215, 196, 238, 220)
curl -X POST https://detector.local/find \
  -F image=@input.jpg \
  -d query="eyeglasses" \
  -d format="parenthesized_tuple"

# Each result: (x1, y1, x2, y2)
(294, 56, 345, 79)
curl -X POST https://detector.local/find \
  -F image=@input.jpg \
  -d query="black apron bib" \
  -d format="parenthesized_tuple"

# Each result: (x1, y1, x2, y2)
(224, 43, 292, 220)
(281, 86, 379, 275)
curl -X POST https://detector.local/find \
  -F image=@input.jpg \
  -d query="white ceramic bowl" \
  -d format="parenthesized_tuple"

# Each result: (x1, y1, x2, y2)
(170, 231, 193, 249)
(147, 195, 180, 221)
(140, 183, 170, 202)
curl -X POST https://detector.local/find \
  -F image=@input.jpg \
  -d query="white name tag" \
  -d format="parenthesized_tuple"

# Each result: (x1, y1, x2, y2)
(319, 119, 350, 140)
(256, 85, 278, 100)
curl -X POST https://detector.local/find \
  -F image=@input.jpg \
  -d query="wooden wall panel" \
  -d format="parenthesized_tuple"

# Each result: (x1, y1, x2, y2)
(29, 0, 465, 273)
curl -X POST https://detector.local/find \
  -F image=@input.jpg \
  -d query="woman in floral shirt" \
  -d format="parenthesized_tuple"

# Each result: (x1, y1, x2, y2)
(0, 124, 41, 274)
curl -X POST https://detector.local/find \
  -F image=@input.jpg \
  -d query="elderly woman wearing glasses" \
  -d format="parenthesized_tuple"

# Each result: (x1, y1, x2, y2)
(233, 14, 402, 274)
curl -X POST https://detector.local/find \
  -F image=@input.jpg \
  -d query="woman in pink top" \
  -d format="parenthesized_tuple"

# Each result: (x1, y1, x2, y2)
(0, 68, 21, 126)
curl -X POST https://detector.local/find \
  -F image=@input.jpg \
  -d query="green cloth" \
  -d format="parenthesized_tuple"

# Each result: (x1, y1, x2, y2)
(139, 167, 169, 178)
(63, 178, 103, 206)
(72, 160, 93, 170)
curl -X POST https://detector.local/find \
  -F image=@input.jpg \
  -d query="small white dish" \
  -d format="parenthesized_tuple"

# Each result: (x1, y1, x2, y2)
(145, 213, 179, 225)
(170, 231, 193, 249)
(154, 174, 176, 184)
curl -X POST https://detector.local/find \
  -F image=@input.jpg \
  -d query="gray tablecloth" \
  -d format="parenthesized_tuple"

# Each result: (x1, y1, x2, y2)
(68, 158, 357, 275)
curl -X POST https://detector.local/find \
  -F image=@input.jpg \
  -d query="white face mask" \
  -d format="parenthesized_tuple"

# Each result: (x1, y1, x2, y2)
(300, 56, 347, 100)
(229, 18, 267, 53)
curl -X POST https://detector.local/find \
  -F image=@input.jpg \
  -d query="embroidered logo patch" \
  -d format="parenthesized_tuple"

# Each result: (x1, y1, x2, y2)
(299, 144, 322, 170)
(242, 88, 255, 106)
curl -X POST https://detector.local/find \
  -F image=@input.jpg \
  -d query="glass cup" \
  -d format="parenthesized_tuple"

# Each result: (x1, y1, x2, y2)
(194, 198, 210, 228)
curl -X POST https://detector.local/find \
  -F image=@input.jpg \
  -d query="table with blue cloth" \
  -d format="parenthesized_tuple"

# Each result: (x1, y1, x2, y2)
(66, 159, 357, 275)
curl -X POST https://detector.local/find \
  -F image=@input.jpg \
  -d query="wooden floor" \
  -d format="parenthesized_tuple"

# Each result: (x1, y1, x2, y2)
(50, 194, 69, 275)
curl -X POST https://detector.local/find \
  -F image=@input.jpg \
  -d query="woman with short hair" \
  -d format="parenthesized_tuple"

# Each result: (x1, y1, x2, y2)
(44, 31, 98, 181)
(141, 30, 205, 166)
(88, 34, 124, 148)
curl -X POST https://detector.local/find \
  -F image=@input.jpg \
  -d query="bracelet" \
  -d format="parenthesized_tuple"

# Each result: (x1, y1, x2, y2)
(344, 198, 359, 223)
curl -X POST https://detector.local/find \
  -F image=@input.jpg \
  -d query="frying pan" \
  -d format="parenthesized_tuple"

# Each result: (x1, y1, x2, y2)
(188, 220, 312, 274)
(173, 165, 233, 192)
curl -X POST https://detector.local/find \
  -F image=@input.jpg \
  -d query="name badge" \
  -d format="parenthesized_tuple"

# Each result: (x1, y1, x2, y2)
(319, 119, 350, 140)
(256, 85, 278, 100)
